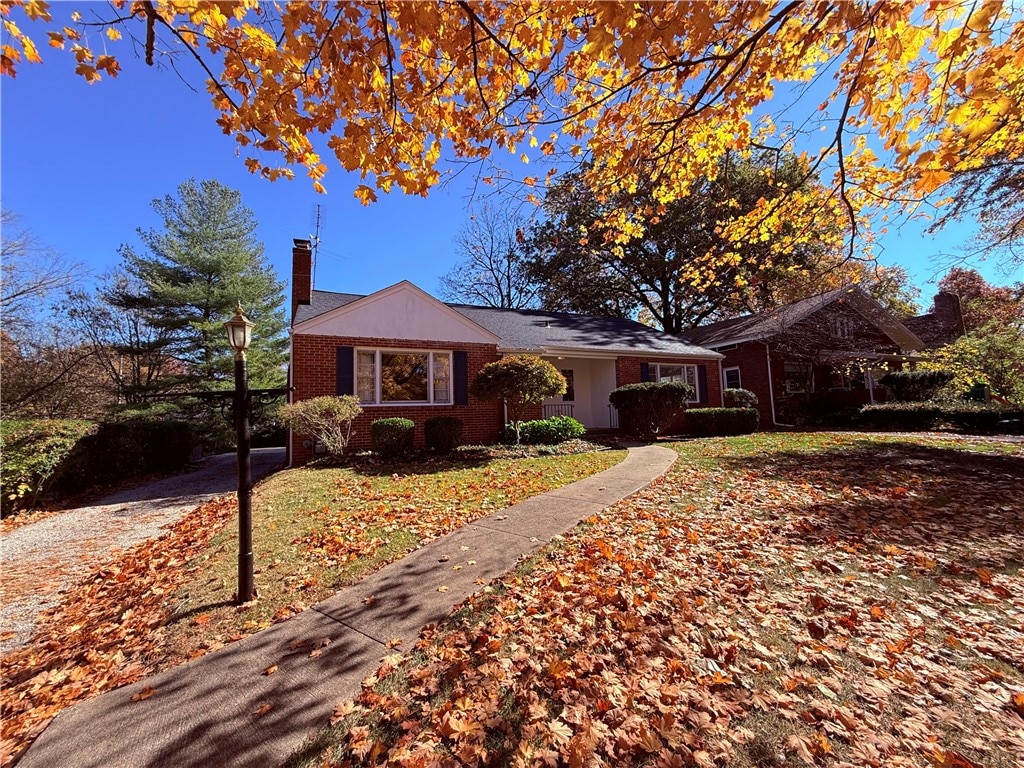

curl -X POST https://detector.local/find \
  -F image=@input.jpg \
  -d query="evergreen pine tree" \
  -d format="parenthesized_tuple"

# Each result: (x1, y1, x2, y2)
(121, 179, 287, 389)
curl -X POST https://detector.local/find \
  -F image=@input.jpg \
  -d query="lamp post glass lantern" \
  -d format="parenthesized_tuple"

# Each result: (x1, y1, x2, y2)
(225, 303, 254, 357)
(224, 303, 255, 604)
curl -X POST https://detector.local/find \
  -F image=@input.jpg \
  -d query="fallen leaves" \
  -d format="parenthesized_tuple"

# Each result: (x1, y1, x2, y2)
(0, 497, 236, 763)
(295, 457, 618, 568)
(313, 434, 1024, 768)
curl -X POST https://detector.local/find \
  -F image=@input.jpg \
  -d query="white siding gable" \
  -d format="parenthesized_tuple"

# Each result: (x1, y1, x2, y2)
(293, 281, 499, 344)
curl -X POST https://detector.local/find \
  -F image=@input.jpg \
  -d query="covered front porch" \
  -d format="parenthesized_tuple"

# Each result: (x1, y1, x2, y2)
(539, 356, 619, 430)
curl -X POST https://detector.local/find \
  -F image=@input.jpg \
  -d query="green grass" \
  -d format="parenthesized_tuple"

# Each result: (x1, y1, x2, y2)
(162, 448, 626, 663)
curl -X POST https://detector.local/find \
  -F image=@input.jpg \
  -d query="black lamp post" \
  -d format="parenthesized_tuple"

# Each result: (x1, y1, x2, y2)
(224, 303, 256, 604)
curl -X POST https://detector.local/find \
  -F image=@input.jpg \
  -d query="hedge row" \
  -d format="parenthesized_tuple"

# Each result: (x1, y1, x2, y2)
(860, 402, 1023, 433)
(685, 408, 760, 437)
(1, 419, 195, 515)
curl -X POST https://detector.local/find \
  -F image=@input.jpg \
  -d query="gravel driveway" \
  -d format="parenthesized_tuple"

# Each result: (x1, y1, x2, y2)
(0, 448, 285, 655)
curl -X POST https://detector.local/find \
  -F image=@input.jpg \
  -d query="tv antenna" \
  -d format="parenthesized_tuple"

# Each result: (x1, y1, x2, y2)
(310, 204, 324, 285)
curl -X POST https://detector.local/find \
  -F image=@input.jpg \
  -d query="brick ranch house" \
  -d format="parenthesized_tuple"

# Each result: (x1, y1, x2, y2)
(287, 240, 724, 464)
(683, 286, 964, 427)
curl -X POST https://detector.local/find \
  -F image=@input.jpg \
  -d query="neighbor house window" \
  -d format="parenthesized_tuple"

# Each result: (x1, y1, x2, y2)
(356, 349, 452, 405)
(723, 367, 741, 390)
(784, 362, 812, 394)
(652, 363, 699, 402)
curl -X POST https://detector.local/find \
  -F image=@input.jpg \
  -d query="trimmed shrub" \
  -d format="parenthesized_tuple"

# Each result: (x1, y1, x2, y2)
(939, 404, 1004, 433)
(502, 415, 586, 445)
(859, 402, 943, 431)
(279, 396, 362, 456)
(723, 388, 758, 408)
(371, 417, 415, 459)
(878, 370, 954, 402)
(609, 381, 694, 440)
(424, 416, 464, 454)
(1, 419, 96, 514)
(685, 408, 759, 437)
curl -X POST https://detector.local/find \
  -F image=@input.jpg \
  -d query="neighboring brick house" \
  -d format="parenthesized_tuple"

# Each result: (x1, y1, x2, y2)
(288, 240, 724, 463)
(684, 286, 963, 427)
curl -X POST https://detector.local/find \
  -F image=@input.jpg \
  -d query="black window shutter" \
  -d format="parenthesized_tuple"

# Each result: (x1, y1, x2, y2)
(453, 351, 469, 405)
(639, 362, 650, 382)
(336, 346, 354, 395)
(698, 365, 709, 404)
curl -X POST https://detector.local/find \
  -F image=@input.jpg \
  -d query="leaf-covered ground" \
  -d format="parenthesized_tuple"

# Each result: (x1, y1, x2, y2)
(0, 447, 623, 766)
(303, 433, 1024, 768)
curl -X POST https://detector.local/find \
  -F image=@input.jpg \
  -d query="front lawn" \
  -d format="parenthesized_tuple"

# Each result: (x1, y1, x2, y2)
(0, 445, 625, 763)
(303, 433, 1024, 768)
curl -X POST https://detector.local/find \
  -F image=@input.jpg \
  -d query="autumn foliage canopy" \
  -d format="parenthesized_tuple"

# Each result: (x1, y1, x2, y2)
(3, 1, 1022, 254)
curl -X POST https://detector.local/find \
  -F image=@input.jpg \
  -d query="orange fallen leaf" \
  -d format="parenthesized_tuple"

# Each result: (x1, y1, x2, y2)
(263, 664, 278, 676)
(1011, 692, 1024, 718)
(252, 702, 273, 717)
(130, 687, 157, 702)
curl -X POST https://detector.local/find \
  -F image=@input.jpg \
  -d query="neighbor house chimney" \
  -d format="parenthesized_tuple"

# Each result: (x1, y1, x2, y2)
(933, 290, 965, 337)
(292, 238, 312, 322)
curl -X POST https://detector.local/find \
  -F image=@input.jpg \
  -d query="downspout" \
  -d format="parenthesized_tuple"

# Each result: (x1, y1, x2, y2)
(286, 329, 294, 468)
(717, 357, 725, 406)
(763, 341, 793, 428)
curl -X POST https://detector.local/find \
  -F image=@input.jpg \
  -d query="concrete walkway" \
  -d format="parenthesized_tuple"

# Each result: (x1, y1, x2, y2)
(0, 448, 285, 655)
(17, 444, 677, 768)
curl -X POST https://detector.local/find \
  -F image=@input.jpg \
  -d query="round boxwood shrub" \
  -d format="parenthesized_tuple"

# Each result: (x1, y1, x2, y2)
(371, 417, 415, 459)
(609, 381, 694, 440)
(424, 416, 463, 454)
(723, 388, 758, 408)
(685, 407, 759, 437)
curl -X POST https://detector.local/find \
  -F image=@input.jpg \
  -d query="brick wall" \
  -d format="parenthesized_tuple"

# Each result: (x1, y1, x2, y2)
(290, 334, 503, 464)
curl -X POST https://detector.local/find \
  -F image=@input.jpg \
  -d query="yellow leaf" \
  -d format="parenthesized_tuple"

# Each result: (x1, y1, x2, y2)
(75, 62, 99, 84)
(353, 185, 377, 205)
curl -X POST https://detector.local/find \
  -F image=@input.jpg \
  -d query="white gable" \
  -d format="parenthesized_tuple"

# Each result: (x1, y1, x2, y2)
(293, 281, 500, 344)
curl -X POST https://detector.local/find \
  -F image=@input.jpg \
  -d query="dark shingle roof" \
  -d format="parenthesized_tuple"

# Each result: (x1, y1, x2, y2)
(293, 291, 363, 324)
(685, 288, 852, 347)
(295, 289, 720, 358)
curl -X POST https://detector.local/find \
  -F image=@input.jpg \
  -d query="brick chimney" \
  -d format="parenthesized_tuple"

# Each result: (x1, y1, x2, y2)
(933, 290, 965, 337)
(291, 238, 312, 322)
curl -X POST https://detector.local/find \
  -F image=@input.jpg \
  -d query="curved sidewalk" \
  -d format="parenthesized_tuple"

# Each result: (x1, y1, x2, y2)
(18, 444, 677, 768)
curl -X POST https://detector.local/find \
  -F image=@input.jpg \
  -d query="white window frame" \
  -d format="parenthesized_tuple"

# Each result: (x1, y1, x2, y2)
(651, 363, 700, 403)
(723, 366, 742, 391)
(355, 348, 453, 406)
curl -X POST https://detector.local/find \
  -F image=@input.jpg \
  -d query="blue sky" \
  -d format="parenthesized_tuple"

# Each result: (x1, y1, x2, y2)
(2, 15, 1019, 319)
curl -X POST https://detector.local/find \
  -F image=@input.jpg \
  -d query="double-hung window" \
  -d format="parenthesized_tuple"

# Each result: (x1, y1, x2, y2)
(651, 363, 700, 403)
(356, 349, 452, 405)
(723, 366, 742, 390)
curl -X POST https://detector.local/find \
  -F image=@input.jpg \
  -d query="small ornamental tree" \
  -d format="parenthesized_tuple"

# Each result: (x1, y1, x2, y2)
(471, 355, 566, 443)
(609, 381, 694, 441)
(278, 396, 362, 457)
